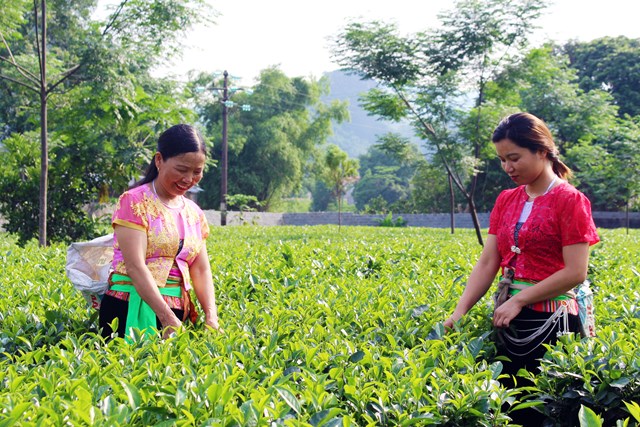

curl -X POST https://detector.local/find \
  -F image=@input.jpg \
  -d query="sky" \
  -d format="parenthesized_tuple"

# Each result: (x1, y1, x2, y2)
(153, 0, 640, 86)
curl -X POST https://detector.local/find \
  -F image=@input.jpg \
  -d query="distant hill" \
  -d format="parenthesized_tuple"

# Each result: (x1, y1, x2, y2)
(321, 70, 422, 158)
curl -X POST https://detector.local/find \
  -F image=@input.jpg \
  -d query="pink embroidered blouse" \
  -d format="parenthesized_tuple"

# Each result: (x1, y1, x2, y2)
(110, 184, 210, 292)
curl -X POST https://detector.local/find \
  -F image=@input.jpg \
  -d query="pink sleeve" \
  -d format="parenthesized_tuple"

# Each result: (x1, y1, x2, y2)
(559, 191, 599, 247)
(200, 211, 210, 240)
(112, 191, 147, 232)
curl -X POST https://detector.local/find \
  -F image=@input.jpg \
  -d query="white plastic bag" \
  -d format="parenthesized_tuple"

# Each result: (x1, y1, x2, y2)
(575, 280, 596, 338)
(65, 234, 114, 310)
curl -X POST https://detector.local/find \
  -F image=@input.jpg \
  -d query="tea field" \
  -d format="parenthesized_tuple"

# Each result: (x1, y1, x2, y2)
(0, 226, 638, 426)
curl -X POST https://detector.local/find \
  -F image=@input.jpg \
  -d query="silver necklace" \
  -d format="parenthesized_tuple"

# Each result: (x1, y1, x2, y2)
(525, 175, 557, 200)
(152, 180, 184, 209)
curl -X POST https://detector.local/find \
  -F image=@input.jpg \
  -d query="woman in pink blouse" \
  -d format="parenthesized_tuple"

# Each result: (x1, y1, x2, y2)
(444, 113, 599, 422)
(99, 124, 221, 340)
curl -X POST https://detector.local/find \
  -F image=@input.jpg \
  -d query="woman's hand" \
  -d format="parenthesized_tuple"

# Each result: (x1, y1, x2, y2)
(492, 298, 524, 328)
(444, 312, 463, 331)
(160, 313, 183, 339)
(205, 313, 223, 333)
(190, 245, 223, 333)
(444, 235, 500, 333)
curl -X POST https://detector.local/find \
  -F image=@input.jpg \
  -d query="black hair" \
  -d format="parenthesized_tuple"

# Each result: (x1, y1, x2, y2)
(135, 124, 207, 187)
(492, 112, 572, 179)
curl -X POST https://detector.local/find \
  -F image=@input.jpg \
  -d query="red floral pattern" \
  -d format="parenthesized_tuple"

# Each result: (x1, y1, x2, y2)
(489, 182, 599, 283)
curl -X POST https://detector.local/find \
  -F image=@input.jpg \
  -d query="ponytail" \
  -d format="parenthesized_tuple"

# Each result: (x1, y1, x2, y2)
(493, 113, 573, 180)
(134, 160, 159, 188)
(548, 151, 573, 180)
(130, 124, 206, 189)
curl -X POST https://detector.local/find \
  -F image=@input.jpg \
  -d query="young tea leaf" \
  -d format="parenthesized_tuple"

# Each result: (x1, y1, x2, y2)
(579, 405, 603, 427)
(274, 386, 301, 415)
(119, 380, 141, 410)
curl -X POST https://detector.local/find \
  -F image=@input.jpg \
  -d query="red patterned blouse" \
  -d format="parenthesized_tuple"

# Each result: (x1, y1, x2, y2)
(489, 181, 599, 283)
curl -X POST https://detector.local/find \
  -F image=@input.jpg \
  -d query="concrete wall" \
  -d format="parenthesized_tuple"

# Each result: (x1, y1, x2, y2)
(203, 210, 640, 229)
(0, 210, 636, 233)
(591, 211, 640, 229)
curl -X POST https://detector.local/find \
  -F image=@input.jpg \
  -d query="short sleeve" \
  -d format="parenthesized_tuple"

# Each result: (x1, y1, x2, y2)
(112, 191, 147, 232)
(488, 192, 505, 235)
(200, 210, 210, 240)
(559, 191, 599, 247)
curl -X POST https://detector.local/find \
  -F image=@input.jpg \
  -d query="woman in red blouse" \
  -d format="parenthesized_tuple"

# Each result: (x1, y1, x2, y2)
(444, 113, 599, 419)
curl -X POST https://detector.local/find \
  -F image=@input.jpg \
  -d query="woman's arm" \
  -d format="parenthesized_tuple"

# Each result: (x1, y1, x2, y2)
(444, 234, 501, 329)
(189, 245, 221, 331)
(492, 242, 590, 328)
(115, 225, 182, 336)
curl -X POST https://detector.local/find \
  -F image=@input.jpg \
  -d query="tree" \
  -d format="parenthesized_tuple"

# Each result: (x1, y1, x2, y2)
(352, 133, 425, 211)
(411, 161, 454, 213)
(565, 118, 640, 211)
(0, 0, 211, 245)
(193, 67, 349, 211)
(309, 180, 333, 212)
(564, 36, 640, 117)
(484, 45, 637, 211)
(485, 45, 618, 149)
(319, 144, 359, 227)
(332, 0, 546, 245)
(0, 72, 197, 246)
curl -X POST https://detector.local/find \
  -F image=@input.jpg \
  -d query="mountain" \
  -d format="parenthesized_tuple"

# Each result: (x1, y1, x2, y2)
(321, 70, 421, 158)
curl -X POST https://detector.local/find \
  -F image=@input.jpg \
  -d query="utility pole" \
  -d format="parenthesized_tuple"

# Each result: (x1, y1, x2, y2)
(220, 70, 229, 226)
(204, 70, 250, 226)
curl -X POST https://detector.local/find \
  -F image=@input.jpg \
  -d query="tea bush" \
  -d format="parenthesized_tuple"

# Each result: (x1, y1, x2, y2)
(0, 227, 638, 426)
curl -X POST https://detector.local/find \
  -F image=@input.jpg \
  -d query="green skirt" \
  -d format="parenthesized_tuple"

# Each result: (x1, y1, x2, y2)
(109, 273, 182, 340)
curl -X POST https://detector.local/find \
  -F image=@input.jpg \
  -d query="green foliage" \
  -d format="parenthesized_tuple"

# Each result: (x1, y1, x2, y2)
(269, 197, 312, 213)
(376, 213, 407, 228)
(0, 1, 208, 244)
(310, 179, 333, 212)
(411, 161, 459, 213)
(318, 144, 359, 226)
(333, 0, 546, 244)
(333, 21, 424, 87)
(565, 36, 640, 117)
(486, 45, 640, 211)
(0, 132, 107, 245)
(101, 0, 214, 66)
(624, 400, 640, 422)
(0, 78, 197, 245)
(0, 227, 638, 425)
(353, 134, 425, 212)
(321, 70, 419, 158)
(362, 195, 391, 214)
(579, 405, 603, 427)
(485, 45, 618, 151)
(194, 68, 349, 211)
(226, 194, 261, 212)
(333, 3, 638, 217)
(424, 0, 546, 77)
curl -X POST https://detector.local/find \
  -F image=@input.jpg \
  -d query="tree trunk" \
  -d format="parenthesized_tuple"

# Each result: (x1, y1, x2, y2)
(467, 196, 484, 246)
(338, 193, 342, 230)
(626, 198, 630, 235)
(220, 71, 229, 226)
(39, 85, 48, 246)
(448, 173, 455, 234)
(38, 0, 48, 246)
